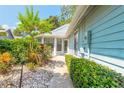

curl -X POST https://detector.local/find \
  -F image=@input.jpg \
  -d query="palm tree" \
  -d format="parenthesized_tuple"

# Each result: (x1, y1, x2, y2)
(17, 6, 43, 38)
(17, 6, 43, 51)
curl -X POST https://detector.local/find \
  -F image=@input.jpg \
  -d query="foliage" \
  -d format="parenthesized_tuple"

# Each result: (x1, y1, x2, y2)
(13, 28, 22, 36)
(14, 5, 77, 36)
(59, 5, 77, 25)
(0, 38, 32, 64)
(0, 62, 10, 74)
(65, 54, 124, 88)
(65, 54, 74, 71)
(0, 39, 12, 53)
(26, 62, 37, 71)
(38, 44, 52, 63)
(28, 52, 41, 65)
(10, 38, 29, 64)
(0, 52, 13, 74)
(39, 19, 53, 33)
(15, 6, 47, 37)
(0, 32, 7, 36)
(0, 52, 12, 63)
(46, 16, 60, 30)
(0, 38, 52, 67)
(26, 44, 52, 71)
(38, 16, 60, 33)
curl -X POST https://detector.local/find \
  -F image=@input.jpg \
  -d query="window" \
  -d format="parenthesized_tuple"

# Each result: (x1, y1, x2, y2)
(57, 39, 62, 51)
(64, 40, 67, 52)
(44, 38, 54, 49)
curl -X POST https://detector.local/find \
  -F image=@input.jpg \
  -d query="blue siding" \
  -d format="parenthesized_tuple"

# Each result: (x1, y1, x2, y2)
(83, 6, 124, 60)
(69, 6, 124, 58)
(78, 24, 85, 51)
(68, 5, 124, 74)
(68, 33, 74, 54)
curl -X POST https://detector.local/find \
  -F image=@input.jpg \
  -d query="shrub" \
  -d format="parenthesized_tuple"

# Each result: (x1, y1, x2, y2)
(0, 52, 12, 63)
(0, 32, 7, 36)
(0, 52, 13, 74)
(65, 54, 124, 88)
(28, 52, 40, 64)
(26, 63, 37, 71)
(0, 39, 28, 64)
(0, 38, 52, 70)
(0, 38, 39, 64)
(0, 62, 10, 74)
(39, 44, 52, 63)
(65, 54, 74, 71)
(0, 39, 12, 53)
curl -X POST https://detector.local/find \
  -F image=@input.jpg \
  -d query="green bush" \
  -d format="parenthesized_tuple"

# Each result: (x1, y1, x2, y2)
(0, 32, 7, 36)
(0, 38, 52, 66)
(65, 54, 124, 88)
(0, 39, 12, 53)
(39, 44, 52, 62)
(65, 54, 74, 71)
(0, 38, 39, 64)
(26, 62, 38, 71)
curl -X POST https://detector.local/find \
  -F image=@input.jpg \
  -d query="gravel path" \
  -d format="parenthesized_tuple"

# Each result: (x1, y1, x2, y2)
(22, 56, 73, 88)
(0, 56, 73, 88)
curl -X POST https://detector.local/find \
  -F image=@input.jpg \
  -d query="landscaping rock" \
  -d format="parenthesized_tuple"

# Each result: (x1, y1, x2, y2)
(0, 66, 21, 88)
(0, 56, 73, 88)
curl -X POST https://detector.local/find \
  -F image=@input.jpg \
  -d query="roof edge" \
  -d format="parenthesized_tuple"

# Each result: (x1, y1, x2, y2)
(66, 5, 93, 38)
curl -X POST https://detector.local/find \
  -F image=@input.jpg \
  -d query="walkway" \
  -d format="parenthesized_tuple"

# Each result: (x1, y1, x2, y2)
(0, 56, 73, 88)
(48, 56, 73, 88)
(22, 56, 73, 88)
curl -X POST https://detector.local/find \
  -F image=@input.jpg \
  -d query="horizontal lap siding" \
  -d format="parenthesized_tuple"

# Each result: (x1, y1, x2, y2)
(68, 34, 74, 54)
(91, 49, 124, 59)
(78, 23, 85, 52)
(86, 6, 119, 31)
(83, 5, 124, 60)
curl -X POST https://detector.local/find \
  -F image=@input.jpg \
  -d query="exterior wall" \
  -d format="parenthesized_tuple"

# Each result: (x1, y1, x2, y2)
(68, 5, 124, 74)
(68, 33, 74, 54)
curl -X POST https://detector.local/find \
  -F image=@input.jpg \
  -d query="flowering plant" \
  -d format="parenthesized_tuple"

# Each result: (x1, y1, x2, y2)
(0, 52, 12, 74)
(0, 52, 11, 63)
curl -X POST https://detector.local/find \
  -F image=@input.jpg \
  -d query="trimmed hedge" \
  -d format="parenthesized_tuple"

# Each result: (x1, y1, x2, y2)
(65, 54, 124, 88)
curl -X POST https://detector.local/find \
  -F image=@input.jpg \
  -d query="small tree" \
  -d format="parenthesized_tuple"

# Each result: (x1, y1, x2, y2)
(16, 6, 51, 51)
(17, 6, 41, 37)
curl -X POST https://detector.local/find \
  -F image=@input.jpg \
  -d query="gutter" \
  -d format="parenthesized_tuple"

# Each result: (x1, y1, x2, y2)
(36, 34, 66, 38)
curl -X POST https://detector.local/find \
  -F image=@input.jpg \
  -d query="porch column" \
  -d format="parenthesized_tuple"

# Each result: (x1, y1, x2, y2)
(53, 38, 57, 56)
(41, 37, 44, 44)
(62, 39, 64, 54)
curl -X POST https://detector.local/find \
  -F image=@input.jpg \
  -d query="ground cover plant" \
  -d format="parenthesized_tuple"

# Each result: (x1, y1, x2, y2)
(65, 54, 124, 88)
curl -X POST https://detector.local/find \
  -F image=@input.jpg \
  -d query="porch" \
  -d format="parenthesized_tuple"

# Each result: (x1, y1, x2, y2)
(36, 24, 69, 56)
(40, 37, 68, 56)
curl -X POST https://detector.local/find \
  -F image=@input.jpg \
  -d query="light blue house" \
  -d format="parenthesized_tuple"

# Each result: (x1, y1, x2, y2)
(38, 5, 124, 75)
(66, 5, 124, 75)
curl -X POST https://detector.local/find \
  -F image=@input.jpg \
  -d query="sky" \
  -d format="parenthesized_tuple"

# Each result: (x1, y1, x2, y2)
(0, 5, 61, 29)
